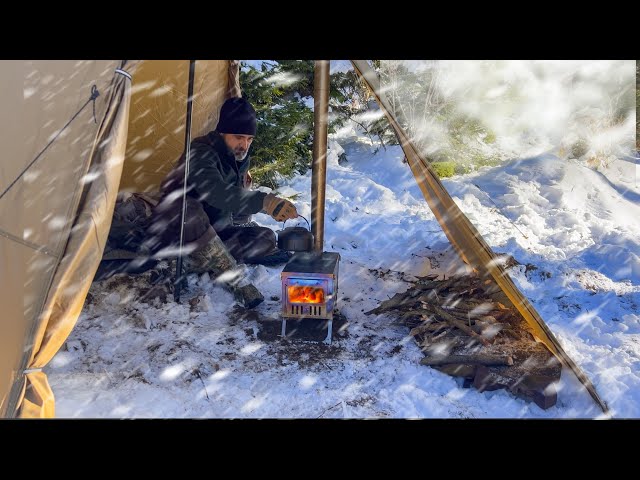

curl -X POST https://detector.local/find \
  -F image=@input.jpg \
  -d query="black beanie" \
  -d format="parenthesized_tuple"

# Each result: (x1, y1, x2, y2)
(215, 97, 257, 136)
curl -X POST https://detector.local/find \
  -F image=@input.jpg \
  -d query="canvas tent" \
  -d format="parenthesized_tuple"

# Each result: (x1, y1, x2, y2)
(0, 60, 237, 418)
(0, 59, 606, 418)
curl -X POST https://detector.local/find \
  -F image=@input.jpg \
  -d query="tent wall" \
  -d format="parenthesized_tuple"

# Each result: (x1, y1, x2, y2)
(0, 61, 26, 417)
(119, 60, 230, 193)
(18, 66, 134, 418)
(0, 60, 124, 417)
(1, 59, 235, 417)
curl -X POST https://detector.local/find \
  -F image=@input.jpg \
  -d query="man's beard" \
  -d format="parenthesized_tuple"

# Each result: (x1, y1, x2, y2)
(231, 148, 248, 162)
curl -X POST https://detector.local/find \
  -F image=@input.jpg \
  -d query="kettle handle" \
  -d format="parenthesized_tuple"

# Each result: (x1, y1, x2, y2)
(282, 214, 310, 230)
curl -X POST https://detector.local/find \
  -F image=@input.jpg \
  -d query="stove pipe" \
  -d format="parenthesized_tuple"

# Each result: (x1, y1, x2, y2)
(311, 60, 330, 253)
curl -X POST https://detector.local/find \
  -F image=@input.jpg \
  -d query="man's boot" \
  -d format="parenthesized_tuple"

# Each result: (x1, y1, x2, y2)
(186, 235, 264, 309)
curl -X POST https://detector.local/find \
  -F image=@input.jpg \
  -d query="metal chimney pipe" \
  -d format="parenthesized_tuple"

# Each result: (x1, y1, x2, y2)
(312, 60, 330, 253)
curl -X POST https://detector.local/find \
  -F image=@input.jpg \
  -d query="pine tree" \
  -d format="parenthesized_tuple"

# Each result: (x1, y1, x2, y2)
(240, 60, 396, 188)
(240, 61, 314, 189)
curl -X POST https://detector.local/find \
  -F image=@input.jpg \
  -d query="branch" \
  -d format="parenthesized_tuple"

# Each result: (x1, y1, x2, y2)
(349, 117, 380, 148)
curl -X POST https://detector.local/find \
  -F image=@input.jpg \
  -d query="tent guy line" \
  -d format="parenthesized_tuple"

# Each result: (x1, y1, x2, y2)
(0, 85, 100, 202)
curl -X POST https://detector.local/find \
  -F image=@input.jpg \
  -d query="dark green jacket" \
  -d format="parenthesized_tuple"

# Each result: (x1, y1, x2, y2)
(161, 131, 267, 231)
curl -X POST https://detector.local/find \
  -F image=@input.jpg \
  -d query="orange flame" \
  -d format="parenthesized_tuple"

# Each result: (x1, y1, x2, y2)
(288, 285, 325, 304)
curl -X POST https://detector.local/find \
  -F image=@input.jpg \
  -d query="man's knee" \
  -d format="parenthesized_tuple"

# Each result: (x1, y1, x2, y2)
(242, 227, 277, 258)
(146, 196, 211, 253)
(219, 226, 276, 261)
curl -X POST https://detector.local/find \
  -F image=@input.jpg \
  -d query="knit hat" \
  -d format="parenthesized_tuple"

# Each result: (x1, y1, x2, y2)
(215, 97, 257, 136)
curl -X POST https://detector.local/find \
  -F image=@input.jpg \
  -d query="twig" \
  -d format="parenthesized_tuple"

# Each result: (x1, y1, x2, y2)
(349, 117, 382, 148)
(320, 361, 333, 371)
(316, 401, 342, 419)
(195, 369, 210, 402)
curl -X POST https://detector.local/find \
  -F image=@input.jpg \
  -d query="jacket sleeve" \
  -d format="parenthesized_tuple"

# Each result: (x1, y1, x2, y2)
(189, 144, 267, 215)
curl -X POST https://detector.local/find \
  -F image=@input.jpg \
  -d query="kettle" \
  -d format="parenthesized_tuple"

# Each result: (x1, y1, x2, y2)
(277, 216, 314, 252)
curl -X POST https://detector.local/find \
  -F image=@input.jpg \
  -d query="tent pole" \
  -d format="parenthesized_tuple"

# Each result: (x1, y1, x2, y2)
(175, 60, 197, 302)
(311, 60, 330, 253)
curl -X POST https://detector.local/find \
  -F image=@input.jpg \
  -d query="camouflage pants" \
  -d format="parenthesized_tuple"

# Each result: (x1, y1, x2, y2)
(185, 233, 265, 308)
(186, 234, 239, 280)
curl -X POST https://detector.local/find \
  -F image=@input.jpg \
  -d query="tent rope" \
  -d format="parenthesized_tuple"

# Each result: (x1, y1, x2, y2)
(0, 85, 101, 202)
(472, 183, 529, 239)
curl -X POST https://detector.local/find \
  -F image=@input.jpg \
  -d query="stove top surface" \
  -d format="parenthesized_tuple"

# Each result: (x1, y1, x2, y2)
(282, 251, 340, 274)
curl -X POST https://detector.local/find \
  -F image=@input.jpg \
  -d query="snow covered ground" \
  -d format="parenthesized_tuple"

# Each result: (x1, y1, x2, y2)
(46, 126, 640, 418)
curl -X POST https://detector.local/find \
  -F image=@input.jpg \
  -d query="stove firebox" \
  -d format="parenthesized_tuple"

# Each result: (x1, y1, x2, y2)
(280, 252, 340, 343)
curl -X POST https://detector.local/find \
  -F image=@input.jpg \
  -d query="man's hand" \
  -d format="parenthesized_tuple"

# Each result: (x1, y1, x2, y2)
(263, 193, 298, 222)
(243, 171, 253, 189)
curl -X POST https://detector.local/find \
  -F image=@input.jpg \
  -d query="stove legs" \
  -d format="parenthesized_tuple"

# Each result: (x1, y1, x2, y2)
(279, 318, 333, 344)
(323, 319, 333, 345)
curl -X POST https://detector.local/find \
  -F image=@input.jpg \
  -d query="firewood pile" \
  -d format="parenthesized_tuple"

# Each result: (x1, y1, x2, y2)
(367, 274, 562, 410)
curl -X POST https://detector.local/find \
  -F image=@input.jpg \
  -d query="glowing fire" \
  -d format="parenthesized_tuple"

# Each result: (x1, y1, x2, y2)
(288, 285, 325, 304)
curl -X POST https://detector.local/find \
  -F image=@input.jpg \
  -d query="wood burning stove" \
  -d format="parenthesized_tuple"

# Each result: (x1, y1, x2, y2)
(280, 251, 340, 343)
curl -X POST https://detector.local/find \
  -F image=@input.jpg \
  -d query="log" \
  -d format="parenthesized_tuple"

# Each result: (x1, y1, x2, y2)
(430, 328, 454, 342)
(400, 309, 435, 320)
(424, 302, 479, 319)
(491, 309, 513, 321)
(413, 276, 461, 293)
(433, 364, 477, 379)
(500, 328, 522, 341)
(413, 281, 440, 291)
(433, 306, 490, 346)
(437, 308, 474, 322)
(415, 273, 439, 282)
(509, 374, 559, 410)
(421, 354, 514, 367)
(409, 322, 446, 337)
(440, 300, 494, 314)
(366, 291, 416, 314)
(473, 365, 509, 392)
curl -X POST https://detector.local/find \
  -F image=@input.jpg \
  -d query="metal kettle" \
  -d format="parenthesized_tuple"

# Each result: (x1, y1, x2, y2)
(277, 217, 314, 252)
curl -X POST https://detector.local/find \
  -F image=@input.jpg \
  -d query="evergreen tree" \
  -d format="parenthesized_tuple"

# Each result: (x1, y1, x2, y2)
(240, 60, 396, 188)
(330, 65, 398, 152)
(240, 61, 314, 190)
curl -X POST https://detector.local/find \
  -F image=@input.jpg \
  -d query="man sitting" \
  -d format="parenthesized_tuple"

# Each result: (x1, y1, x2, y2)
(144, 97, 299, 308)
